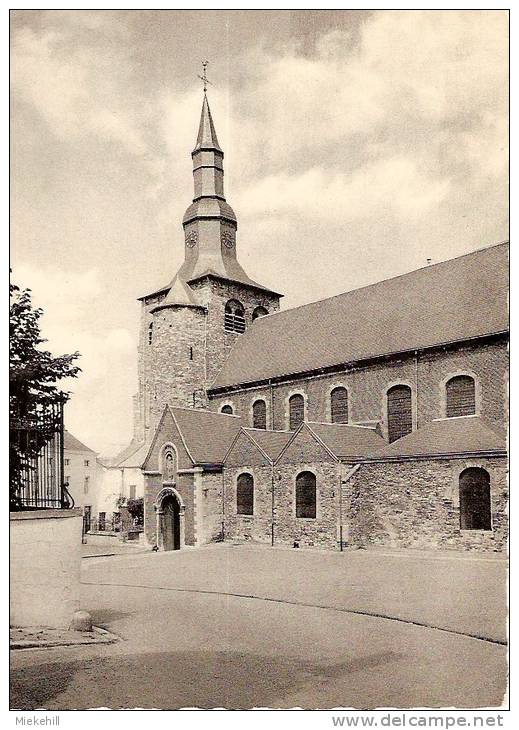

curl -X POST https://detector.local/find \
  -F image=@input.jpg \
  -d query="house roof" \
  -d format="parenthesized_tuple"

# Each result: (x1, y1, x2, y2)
(370, 416, 507, 460)
(211, 242, 509, 390)
(304, 422, 386, 460)
(241, 428, 293, 462)
(64, 430, 96, 454)
(170, 406, 243, 465)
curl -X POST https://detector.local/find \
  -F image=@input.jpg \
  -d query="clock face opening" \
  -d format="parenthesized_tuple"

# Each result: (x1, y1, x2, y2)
(222, 231, 234, 249)
(186, 231, 198, 248)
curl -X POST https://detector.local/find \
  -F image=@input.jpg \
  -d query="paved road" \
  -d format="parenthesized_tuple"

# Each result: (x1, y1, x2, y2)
(10, 545, 508, 710)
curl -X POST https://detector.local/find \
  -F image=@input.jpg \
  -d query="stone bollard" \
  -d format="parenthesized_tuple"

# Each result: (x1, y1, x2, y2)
(70, 610, 93, 632)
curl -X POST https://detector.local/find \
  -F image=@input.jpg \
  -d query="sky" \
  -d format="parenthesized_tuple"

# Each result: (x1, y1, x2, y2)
(10, 9, 509, 455)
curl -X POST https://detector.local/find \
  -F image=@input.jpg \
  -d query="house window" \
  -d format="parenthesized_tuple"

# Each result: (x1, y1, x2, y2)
(237, 473, 254, 515)
(446, 375, 476, 418)
(289, 394, 305, 430)
(84, 460, 89, 467)
(252, 306, 268, 321)
(64, 458, 70, 466)
(129, 485, 136, 500)
(224, 299, 246, 333)
(98, 512, 106, 531)
(330, 387, 348, 424)
(84, 476, 90, 494)
(65, 475, 70, 485)
(459, 467, 491, 530)
(252, 399, 267, 429)
(296, 471, 316, 519)
(220, 404, 233, 415)
(148, 322, 153, 345)
(387, 385, 413, 443)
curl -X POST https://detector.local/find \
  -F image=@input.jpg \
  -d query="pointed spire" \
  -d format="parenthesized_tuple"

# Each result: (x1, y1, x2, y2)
(193, 94, 222, 154)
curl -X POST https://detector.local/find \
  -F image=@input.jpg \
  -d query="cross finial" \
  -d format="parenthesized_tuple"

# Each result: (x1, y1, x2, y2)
(198, 60, 212, 93)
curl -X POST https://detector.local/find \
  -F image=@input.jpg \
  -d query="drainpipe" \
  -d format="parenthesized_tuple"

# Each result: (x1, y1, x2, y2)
(340, 463, 361, 551)
(414, 350, 419, 430)
(221, 470, 225, 542)
(271, 463, 275, 547)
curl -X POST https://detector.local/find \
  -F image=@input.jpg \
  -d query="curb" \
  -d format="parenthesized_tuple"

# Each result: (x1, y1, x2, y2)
(10, 626, 119, 650)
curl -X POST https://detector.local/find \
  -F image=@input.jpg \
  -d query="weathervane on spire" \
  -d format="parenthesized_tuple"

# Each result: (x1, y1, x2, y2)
(198, 61, 212, 93)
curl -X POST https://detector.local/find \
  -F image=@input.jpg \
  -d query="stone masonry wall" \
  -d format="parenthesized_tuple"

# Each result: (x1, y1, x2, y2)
(208, 338, 508, 436)
(196, 471, 225, 545)
(346, 457, 508, 552)
(224, 465, 274, 544)
(191, 278, 280, 387)
(273, 461, 340, 550)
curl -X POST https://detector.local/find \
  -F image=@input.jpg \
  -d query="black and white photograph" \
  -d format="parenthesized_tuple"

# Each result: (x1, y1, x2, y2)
(9, 8, 509, 714)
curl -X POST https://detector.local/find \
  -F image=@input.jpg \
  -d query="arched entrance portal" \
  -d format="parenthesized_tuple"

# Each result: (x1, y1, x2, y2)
(161, 495, 181, 551)
(155, 487, 185, 551)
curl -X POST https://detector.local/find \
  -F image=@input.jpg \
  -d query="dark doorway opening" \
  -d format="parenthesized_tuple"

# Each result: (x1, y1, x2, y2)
(161, 495, 181, 551)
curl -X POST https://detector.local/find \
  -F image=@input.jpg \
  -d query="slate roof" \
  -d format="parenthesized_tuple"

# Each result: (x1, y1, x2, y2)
(64, 430, 96, 454)
(370, 416, 507, 460)
(170, 407, 242, 465)
(241, 428, 293, 462)
(212, 242, 509, 390)
(304, 422, 386, 460)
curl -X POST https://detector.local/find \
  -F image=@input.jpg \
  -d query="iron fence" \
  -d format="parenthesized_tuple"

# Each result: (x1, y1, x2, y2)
(10, 401, 73, 510)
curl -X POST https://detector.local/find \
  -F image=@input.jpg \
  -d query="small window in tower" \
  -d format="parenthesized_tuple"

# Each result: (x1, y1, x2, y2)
(148, 322, 153, 345)
(224, 300, 246, 334)
(252, 306, 268, 321)
(221, 404, 233, 415)
(189, 347, 193, 360)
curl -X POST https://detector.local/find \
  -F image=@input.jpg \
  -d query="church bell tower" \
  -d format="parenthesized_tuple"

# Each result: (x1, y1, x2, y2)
(133, 65, 282, 442)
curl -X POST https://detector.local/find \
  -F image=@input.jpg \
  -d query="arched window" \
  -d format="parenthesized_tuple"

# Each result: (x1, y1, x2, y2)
(330, 387, 348, 424)
(237, 473, 254, 515)
(387, 384, 412, 443)
(162, 446, 176, 482)
(252, 399, 267, 429)
(289, 394, 305, 430)
(252, 306, 268, 321)
(459, 467, 491, 530)
(446, 375, 476, 418)
(224, 299, 246, 333)
(148, 322, 153, 345)
(220, 404, 233, 415)
(296, 471, 316, 519)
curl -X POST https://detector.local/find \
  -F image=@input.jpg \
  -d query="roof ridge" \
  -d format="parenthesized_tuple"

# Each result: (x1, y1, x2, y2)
(307, 420, 379, 431)
(170, 405, 241, 418)
(251, 240, 509, 323)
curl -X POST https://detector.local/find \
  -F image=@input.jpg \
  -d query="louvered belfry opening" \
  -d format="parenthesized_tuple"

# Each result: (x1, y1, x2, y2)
(237, 473, 254, 515)
(289, 394, 305, 430)
(446, 375, 476, 418)
(252, 306, 268, 321)
(330, 387, 348, 423)
(387, 384, 413, 443)
(253, 399, 267, 429)
(224, 299, 246, 333)
(459, 467, 491, 530)
(296, 471, 316, 519)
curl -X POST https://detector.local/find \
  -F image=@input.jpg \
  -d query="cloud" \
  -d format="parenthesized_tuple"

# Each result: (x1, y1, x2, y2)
(12, 264, 137, 452)
(11, 26, 148, 159)
(236, 157, 450, 223)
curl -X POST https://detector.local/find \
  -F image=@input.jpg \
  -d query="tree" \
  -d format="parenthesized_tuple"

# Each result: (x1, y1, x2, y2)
(10, 280, 81, 508)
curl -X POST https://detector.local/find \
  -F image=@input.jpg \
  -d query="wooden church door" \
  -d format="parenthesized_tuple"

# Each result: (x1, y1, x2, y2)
(161, 496, 181, 551)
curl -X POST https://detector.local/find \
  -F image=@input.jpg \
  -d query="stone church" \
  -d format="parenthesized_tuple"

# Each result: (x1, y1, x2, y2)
(125, 91, 508, 554)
